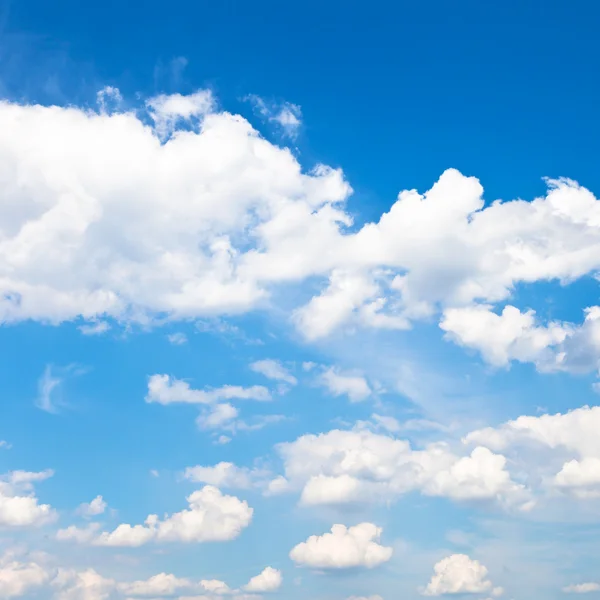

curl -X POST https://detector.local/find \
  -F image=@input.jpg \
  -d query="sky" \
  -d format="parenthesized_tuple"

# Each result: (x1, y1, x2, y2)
(1, 0, 600, 599)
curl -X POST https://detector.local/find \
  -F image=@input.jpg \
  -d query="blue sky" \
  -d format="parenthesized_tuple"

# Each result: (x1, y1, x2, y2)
(1, 1, 600, 599)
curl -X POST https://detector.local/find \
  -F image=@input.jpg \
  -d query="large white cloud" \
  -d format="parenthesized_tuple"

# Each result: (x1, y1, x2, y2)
(0, 553, 51, 598)
(273, 427, 531, 510)
(89, 486, 252, 546)
(289, 523, 393, 569)
(422, 554, 502, 596)
(4, 91, 600, 351)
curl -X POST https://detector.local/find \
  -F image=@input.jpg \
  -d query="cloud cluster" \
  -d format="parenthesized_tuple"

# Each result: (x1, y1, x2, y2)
(0, 549, 280, 600)
(5, 90, 600, 361)
(272, 427, 531, 510)
(58, 486, 252, 547)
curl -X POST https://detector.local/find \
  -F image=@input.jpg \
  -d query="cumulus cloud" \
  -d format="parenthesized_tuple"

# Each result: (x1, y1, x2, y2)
(243, 567, 282, 592)
(318, 367, 372, 402)
(0, 552, 51, 598)
(76, 495, 107, 517)
(5, 90, 600, 350)
(422, 554, 502, 596)
(250, 359, 297, 385)
(93, 486, 252, 546)
(465, 405, 600, 500)
(290, 523, 393, 569)
(0, 470, 57, 527)
(274, 427, 531, 510)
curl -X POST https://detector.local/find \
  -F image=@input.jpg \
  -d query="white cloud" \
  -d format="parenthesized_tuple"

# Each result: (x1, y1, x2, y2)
(94, 485, 252, 546)
(5, 91, 600, 349)
(52, 568, 116, 600)
(167, 332, 188, 345)
(246, 95, 302, 139)
(275, 427, 531, 510)
(119, 573, 193, 597)
(563, 583, 600, 593)
(146, 375, 271, 405)
(0, 553, 51, 598)
(289, 523, 393, 569)
(0, 470, 57, 527)
(250, 359, 297, 385)
(422, 554, 501, 596)
(184, 462, 267, 490)
(146, 89, 214, 139)
(243, 567, 282, 592)
(464, 405, 600, 500)
(56, 523, 101, 544)
(318, 368, 371, 402)
(78, 320, 110, 336)
(346, 596, 384, 600)
(196, 403, 239, 431)
(76, 495, 107, 517)
(36, 365, 63, 413)
(0, 440, 11, 450)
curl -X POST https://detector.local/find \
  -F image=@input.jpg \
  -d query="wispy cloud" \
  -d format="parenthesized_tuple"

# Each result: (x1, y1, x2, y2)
(35, 364, 87, 414)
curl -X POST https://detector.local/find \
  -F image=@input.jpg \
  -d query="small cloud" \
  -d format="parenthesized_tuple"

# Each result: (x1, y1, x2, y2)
(77, 496, 107, 518)
(167, 332, 188, 345)
(97, 86, 123, 114)
(250, 359, 297, 385)
(245, 94, 302, 139)
(0, 440, 12, 450)
(35, 364, 87, 413)
(36, 366, 63, 414)
(150, 470, 159, 478)
(79, 321, 110, 336)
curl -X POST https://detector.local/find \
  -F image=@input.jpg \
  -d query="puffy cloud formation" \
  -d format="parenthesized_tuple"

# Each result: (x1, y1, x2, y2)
(0, 552, 51, 598)
(422, 554, 502, 596)
(465, 405, 600, 499)
(4, 91, 600, 355)
(289, 523, 393, 569)
(563, 583, 600, 593)
(250, 360, 297, 386)
(274, 428, 531, 510)
(59, 486, 253, 547)
(119, 572, 194, 596)
(318, 368, 372, 402)
(0, 470, 56, 527)
(76, 495, 106, 517)
(242, 567, 282, 592)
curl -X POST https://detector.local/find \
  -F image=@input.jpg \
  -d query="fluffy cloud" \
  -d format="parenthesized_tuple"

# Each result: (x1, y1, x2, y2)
(422, 554, 502, 596)
(289, 523, 393, 569)
(249, 360, 297, 386)
(318, 368, 372, 402)
(563, 583, 600, 593)
(5, 91, 600, 349)
(146, 375, 271, 405)
(243, 567, 282, 592)
(94, 486, 252, 546)
(0, 553, 51, 598)
(53, 568, 116, 600)
(119, 573, 193, 597)
(465, 405, 600, 499)
(0, 470, 57, 527)
(274, 427, 531, 510)
(440, 304, 600, 375)
(76, 496, 107, 517)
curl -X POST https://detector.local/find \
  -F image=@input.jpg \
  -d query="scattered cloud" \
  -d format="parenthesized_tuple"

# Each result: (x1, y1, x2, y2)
(167, 332, 188, 345)
(289, 523, 393, 569)
(250, 359, 297, 385)
(318, 367, 372, 402)
(563, 583, 600, 594)
(243, 567, 282, 593)
(76, 496, 107, 518)
(421, 554, 502, 596)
